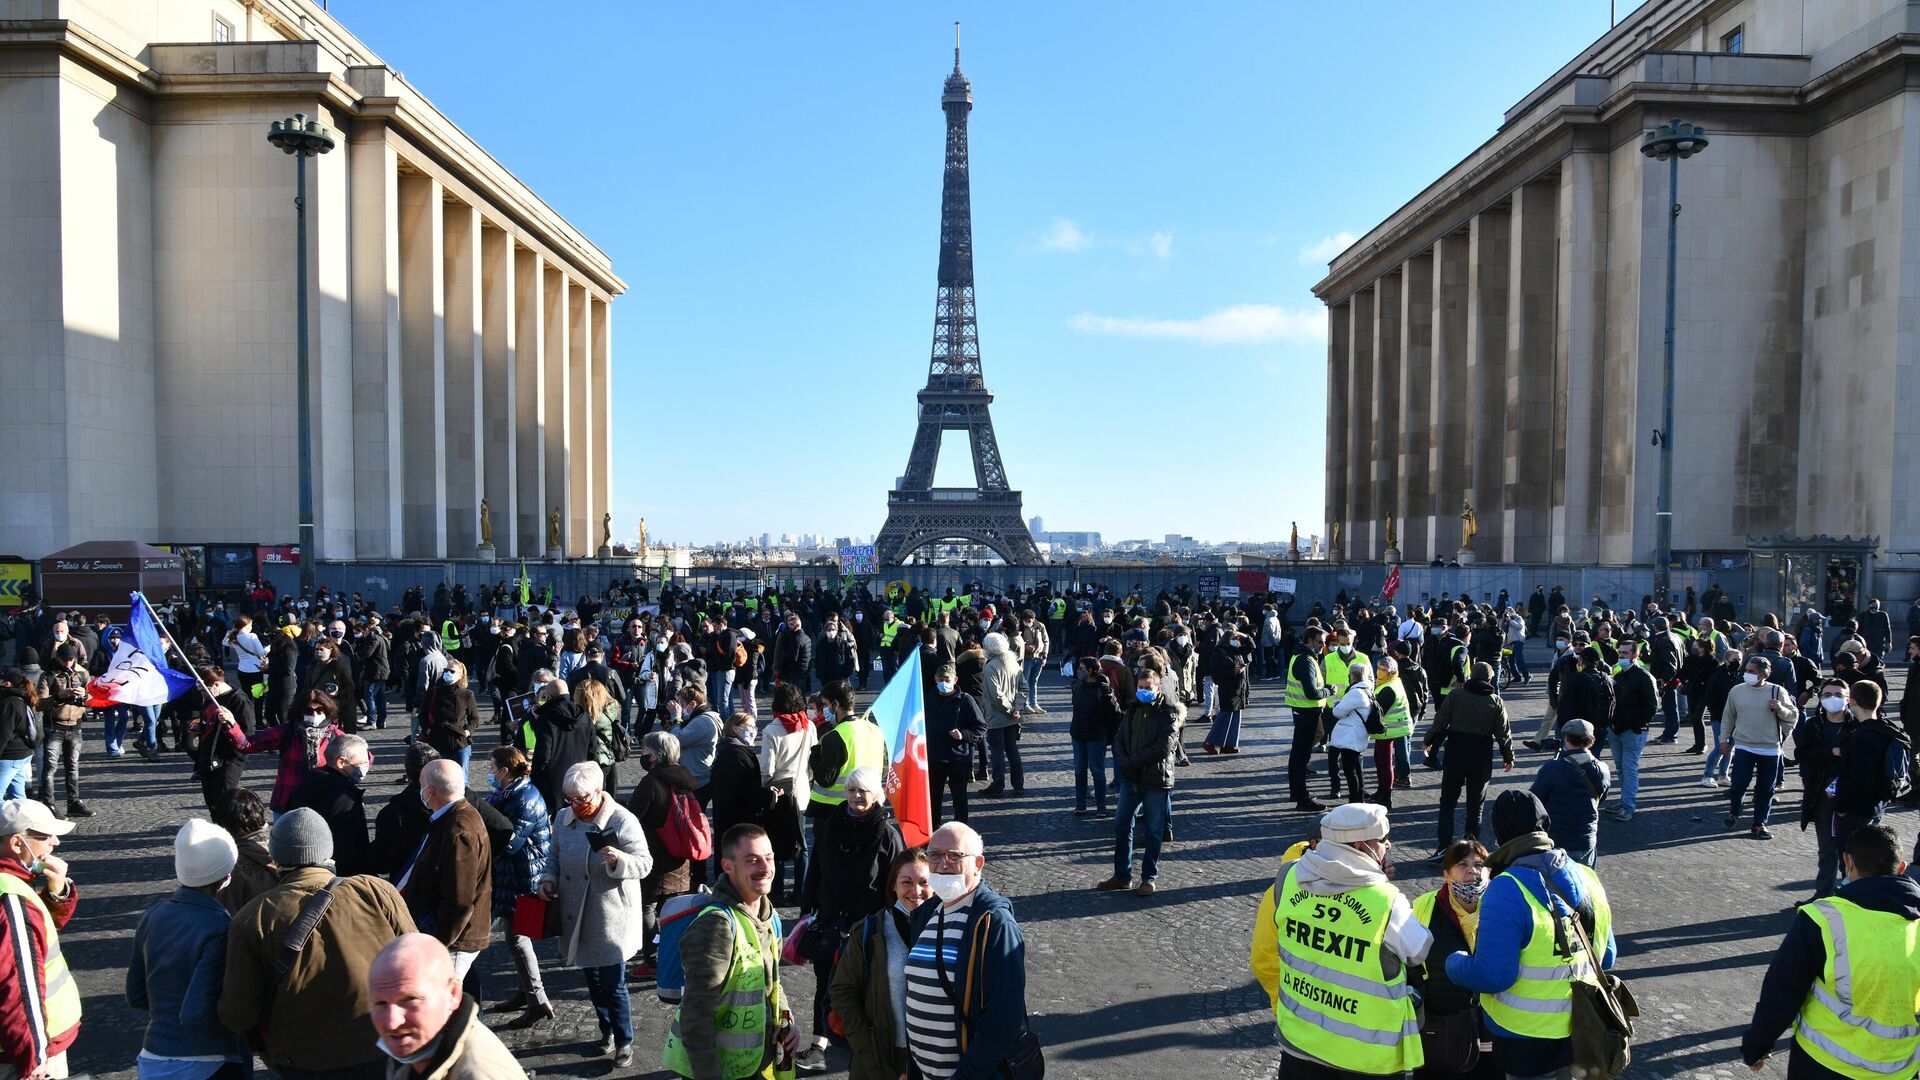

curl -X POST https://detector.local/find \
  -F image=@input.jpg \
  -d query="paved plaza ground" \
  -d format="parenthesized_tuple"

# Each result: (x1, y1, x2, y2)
(59, 650, 1906, 1079)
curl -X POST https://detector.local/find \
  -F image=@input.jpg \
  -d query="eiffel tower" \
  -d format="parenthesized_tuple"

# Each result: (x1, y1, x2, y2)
(874, 31, 1042, 567)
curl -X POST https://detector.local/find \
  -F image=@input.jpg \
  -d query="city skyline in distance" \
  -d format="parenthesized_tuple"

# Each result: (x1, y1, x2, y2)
(326, 1, 1647, 551)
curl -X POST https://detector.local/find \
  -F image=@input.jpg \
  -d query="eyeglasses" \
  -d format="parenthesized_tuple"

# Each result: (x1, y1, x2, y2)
(927, 849, 979, 868)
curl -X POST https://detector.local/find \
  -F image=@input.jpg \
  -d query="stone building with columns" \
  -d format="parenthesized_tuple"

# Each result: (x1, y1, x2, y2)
(1313, 0, 1920, 574)
(0, 0, 624, 562)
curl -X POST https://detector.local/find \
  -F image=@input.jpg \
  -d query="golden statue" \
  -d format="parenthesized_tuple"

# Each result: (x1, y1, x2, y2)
(1330, 518, 1342, 550)
(601, 511, 612, 548)
(1385, 513, 1397, 551)
(638, 517, 647, 554)
(1289, 521, 1299, 558)
(547, 507, 562, 549)
(1460, 499, 1479, 551)
(479, 498, 492, 545)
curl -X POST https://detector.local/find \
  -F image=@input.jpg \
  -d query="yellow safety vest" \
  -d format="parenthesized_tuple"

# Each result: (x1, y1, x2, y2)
(1324, 650, 1361, 694)
(1794, 897, 1920, 1080)
(1272, 863, 1423, 1073)
(879, 620, 901, 649)
(1284, 653, 1325, 709)
(1051, 598, 1066, 621)
(662, 905, 782, 1079)
(808, 719, 887, 807)
(1374, 681, 1412, 741)
(1411, 889, 1438, 927)
(1480, 863, 1611, 1039)
(1438, 643, 1466, 696)
(439, 620, 461, 652)
(0, 873, 81, 1048)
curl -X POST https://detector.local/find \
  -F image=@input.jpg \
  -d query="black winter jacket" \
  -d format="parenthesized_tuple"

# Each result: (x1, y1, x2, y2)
(924, 689, 986, 766)
(1833, 716, 1911, 817)
(1610, 664, 1658, 735)
(1070, 675, 1123, 743)
(0, 687, 32, 759)
(803, 805, 904, 930)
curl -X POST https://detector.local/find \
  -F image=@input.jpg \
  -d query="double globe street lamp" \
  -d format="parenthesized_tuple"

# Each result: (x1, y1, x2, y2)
(1640, 117, 1708, 611)
(266, 113, 335, 598)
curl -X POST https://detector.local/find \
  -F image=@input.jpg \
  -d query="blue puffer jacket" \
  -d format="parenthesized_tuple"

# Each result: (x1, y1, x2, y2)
(1529, 751, 1610, 855)
(1446, 846, 1618, 1075)
(487, 776, 553, 914)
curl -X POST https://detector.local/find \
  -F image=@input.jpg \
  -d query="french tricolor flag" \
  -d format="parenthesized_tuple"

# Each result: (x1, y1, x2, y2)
(869, 645, 932, 847)
(86, 592, 195, 708)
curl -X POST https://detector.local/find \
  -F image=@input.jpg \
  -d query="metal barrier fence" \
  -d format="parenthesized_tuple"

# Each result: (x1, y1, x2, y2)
(312, 558, 1752, 620)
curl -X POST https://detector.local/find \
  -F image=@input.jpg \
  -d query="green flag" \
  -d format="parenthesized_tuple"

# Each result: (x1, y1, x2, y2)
(517, 561, 530, 606)
(658, 559, 669, 586)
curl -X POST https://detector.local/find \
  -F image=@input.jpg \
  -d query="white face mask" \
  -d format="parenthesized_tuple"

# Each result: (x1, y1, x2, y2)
(928, 872, 971, 903)
(1743, 672, 1762, 686)
(1822, 695, 1848, 714)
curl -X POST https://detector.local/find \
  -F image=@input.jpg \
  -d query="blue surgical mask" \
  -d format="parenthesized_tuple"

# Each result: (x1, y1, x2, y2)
(1136, 688, 1157, 704)
(487, 773, 503, 791)
(935, 681, 955, 695)
(441, 671, 457, 684)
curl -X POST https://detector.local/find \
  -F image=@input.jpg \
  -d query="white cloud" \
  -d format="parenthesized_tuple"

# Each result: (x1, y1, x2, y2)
(1297, 230, 1358, 265)
(1148, 230, 1174, 260)
(1035, 217, 1091, 253)
(1068, 304, 1327, 346)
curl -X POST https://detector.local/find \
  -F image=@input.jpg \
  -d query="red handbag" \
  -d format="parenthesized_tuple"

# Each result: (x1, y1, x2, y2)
(512, 894, 560, 940)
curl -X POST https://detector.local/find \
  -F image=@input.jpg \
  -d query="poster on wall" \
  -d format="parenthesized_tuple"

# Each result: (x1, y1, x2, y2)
(1268, 576, 1297, 595)
(205, 545, 256, 591)
(256, 545, 300, 579)
(156, 544, 207, 591)
(0, 562, 32, 608)
(1197, 575, 1220, 599)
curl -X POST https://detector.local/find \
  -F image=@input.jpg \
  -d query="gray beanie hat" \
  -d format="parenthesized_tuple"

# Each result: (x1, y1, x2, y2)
(269, 807, 335, 868)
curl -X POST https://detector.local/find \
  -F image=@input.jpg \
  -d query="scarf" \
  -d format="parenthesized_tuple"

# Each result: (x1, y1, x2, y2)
(1486, 831, 1554, 875)
(1291, 840, 1387, 892)
(774, 709, 811, 734)
(1445, 887, 1482, 947)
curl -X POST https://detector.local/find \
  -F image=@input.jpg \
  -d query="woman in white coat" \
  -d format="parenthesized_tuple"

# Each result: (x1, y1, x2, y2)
(1328, 663, 1377, 807)
(538, 760, 653, 1065)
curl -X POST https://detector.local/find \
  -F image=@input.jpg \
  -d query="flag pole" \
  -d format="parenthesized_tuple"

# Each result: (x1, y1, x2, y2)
(134, 590, 214, 700)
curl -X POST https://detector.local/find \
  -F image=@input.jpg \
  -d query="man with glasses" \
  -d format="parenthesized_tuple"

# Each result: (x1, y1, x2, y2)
(0, 799, 80, 1080)
(610, 619, 646, 731)
(905, 822, 1034, 1080)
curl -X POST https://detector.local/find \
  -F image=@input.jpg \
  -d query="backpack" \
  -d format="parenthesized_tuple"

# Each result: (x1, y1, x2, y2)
(655, 889, 783, 1004)
(1542, 877, 1638, 1080)
(658, 788, 713, 862)
(603, 715, 632, 763)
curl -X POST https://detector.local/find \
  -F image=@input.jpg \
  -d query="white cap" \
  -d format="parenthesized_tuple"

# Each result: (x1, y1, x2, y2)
(1321, 802, 1390, 845)
(174, 819, 238, 887)
(0, 798, 75, 838)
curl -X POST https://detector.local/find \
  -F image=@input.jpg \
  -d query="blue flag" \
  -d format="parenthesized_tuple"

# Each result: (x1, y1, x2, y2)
(126, 593, 195, 700)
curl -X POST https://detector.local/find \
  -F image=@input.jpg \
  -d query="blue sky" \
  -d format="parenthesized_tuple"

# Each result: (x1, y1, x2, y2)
(329, 1, 1642, 548)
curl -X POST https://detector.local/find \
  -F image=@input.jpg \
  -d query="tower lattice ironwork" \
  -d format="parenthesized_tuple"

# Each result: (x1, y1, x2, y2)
(874, 33, 1042, 566)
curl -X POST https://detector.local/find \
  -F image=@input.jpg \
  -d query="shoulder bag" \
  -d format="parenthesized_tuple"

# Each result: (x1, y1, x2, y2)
(1542, 878, 1637, 1080)
(934, 909, 1044, 1080)
(272, 876, 342, 981)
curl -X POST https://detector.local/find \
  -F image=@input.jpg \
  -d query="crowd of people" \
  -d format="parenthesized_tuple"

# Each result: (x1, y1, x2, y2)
(0, 575, 1917, 1080)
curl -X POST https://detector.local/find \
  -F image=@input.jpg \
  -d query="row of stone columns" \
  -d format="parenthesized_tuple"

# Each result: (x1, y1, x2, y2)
(1327, 165, 1598, 566)
(346, 145, 611, 561)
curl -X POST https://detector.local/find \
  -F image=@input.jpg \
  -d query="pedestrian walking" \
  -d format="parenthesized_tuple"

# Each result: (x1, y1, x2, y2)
(1720, 655, 1800, 840)
(905, 822, 1035, 1080)
(1097, 665, 1180, 898)
(1425, 662, 1513, 851)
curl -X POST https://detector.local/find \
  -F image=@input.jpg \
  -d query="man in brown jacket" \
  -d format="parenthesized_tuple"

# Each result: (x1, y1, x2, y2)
(219, 807, 416, 1079)
(370, 934, 525, 1080)
(35, 646, 91, 818)
(400, 759, 492, 978)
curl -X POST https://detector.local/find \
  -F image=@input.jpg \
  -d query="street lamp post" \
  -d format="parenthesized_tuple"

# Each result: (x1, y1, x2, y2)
(266, 113, 335, 599)
(1639, 117, 1708, 611)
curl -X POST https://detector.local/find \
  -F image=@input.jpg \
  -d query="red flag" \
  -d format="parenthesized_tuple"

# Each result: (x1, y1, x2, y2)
(1383, 565, 1402, 600)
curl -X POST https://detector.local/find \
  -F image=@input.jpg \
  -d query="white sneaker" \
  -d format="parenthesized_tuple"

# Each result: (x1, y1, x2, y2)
(1700, 777, 1721, 789)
